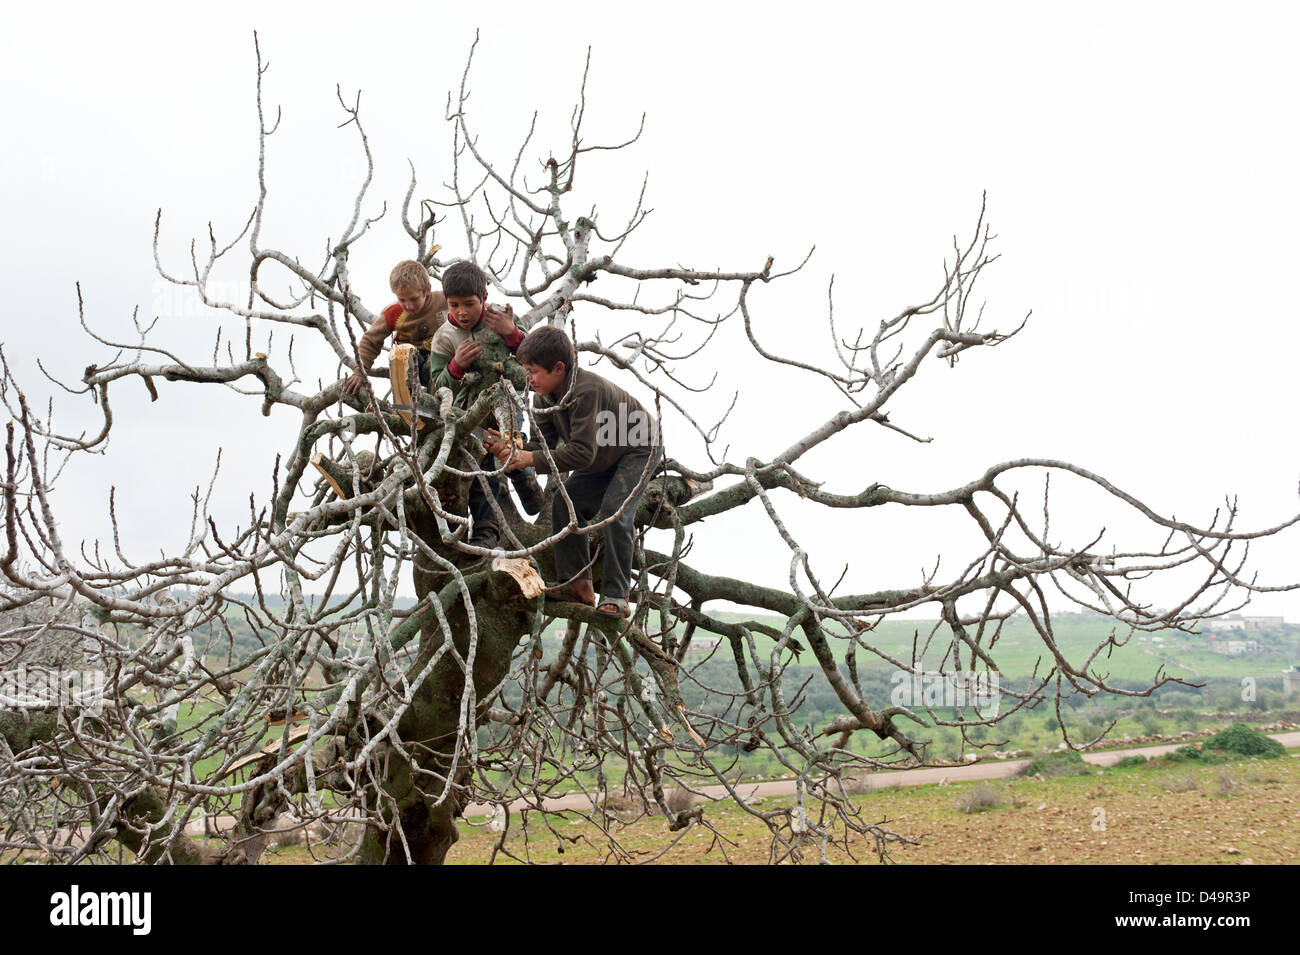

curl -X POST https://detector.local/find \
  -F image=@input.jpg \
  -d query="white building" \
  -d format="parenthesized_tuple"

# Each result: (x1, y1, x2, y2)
(1202, 615, 1286, 633)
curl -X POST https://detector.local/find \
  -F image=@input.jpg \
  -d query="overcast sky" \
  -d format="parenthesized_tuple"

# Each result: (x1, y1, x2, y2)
(2, 2, 1297, 620)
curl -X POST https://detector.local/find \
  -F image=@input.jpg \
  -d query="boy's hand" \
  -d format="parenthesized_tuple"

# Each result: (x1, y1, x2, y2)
(488, 437, 532, 472)
(453, 339, 482, 369)
(482, 304, 515, 338)
(502, 449, 534, 473)
(343, 367, 366, 395)
(484, 428, 526, 458)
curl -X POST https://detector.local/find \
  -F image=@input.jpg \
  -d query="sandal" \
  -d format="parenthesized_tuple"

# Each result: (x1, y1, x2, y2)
(594, 596, 632, 619)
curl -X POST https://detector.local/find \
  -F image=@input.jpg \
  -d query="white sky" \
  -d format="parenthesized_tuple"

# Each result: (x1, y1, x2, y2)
(2, 1, 1298, 619)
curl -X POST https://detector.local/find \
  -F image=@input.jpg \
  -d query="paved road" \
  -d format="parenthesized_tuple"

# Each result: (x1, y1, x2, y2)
(467, 730, 1300, 815)
(187, 731, 1300, 832)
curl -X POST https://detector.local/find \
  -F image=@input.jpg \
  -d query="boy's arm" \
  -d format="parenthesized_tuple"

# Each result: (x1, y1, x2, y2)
(429, 351, 461, 394)
(524, 390, 599, 474)
(504, 316, 526, 352)
(522, 412, 561, 460)
(356, 313, 393, 372)
(427, 326, 465, 394)
(344, 312, 394, 393)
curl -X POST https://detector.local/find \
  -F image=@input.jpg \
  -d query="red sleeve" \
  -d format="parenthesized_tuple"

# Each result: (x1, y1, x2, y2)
(383, 303, 403, 331)
(447, 358, 466, 380)
(504, 326, 524, 350)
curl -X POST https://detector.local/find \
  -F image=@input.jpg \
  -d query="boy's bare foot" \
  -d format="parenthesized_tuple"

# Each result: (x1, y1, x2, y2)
(544, 579, 596, 606)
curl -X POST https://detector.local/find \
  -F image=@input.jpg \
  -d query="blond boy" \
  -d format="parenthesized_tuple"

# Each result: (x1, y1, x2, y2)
(343, 260, 448, 394)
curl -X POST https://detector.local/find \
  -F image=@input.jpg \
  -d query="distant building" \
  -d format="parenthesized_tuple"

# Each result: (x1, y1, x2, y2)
(1202, 615, 1286, 633)
(1208, 637, 1259, 656)
(1284, 667, 1300, 696)
(685, 636, 722, 652)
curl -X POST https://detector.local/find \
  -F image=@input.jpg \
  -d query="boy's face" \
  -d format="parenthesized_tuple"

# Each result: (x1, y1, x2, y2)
(446, 293, 485, 327)
(395, 286, 429, 315)
(523, 360, 566, 396)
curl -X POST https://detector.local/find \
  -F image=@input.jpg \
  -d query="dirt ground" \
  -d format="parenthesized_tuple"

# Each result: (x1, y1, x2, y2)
(14, 753, 1289, 865)
(433, 754, 1300, 865)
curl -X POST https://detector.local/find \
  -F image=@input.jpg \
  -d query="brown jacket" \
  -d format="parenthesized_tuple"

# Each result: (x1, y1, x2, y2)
(356, 292, 448, 371)
(524, 367, 658, 475)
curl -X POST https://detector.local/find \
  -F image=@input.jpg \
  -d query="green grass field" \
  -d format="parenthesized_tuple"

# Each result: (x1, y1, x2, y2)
(249, 748, 1300, 865)
(702, 610, 1295, 681)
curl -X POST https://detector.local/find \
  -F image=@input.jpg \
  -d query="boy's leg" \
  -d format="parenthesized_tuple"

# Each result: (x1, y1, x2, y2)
(467, 451, 502, 549)
(595, 449, 658, 604)
(550, 468, 610, 589)
(416, 349, 432, 389)
(507, 466, 544, 516)
(499, 402, 543, 515)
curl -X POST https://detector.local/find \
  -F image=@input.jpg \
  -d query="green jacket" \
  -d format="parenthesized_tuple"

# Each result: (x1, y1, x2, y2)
(426, 312, 527, 398)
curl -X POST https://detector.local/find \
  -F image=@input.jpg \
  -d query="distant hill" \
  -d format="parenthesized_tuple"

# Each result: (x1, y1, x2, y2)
(218, 591, 418, 612)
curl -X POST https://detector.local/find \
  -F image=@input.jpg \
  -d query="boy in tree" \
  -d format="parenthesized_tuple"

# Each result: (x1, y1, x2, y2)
(316, 260, 448, 499)
(425, 260, 525, 394)
(343, 259, 448, 396)
(426, 261, 538, 549)
(489, 324, 661, 619)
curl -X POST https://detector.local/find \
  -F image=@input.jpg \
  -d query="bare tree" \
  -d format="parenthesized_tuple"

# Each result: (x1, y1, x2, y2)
(2, 35, 1296, 865)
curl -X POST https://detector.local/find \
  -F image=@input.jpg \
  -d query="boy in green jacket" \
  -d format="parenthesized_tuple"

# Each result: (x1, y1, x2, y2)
(427, 261, 538, 548)
(426, 261, 526, 392)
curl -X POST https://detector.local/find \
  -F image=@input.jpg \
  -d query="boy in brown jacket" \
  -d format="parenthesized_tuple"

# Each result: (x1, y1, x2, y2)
(343, 260, 447, 395)
(316, 260, 446, 500)
(489, 324, 661, 618)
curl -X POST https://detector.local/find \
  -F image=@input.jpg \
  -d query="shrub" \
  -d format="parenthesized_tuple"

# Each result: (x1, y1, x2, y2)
(1163, 745, 1202, 763)
(1212, 771, 1242, 798)
(843, 774, 874, 796)
(602, 793, 637, 814)
(1021, 749, 1090, 778)
(1246, 770, 1281, 785)
(271, 824, 304, 848)
(955, 784, 1004, 814)
(1113, 755, 1149, 769)
(1161, 744, 1234, 766)
(1136, 711, 1162, 735)
(665, 787, 697, 813)
(1074, 719, 1103, 741)
(1163, 772, 1199, 793)
(1203, 723, 1285, 759)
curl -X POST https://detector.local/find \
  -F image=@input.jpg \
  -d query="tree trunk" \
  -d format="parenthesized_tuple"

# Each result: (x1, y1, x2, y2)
(359, 515, 539, 865)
